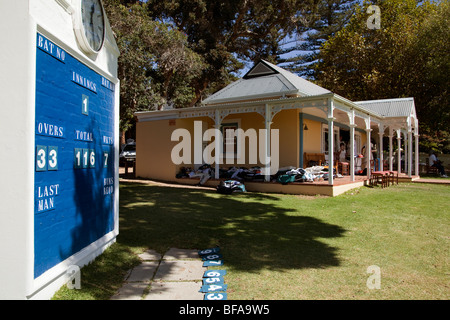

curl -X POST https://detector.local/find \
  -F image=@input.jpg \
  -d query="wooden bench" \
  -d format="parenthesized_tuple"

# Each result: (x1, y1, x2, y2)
(425, 158, 439, 175)
(303, 153, 325, 168)
(303, 152, 340, 175)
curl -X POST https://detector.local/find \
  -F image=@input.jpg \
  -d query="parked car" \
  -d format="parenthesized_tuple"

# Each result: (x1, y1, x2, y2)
(119, 142, 136, 166)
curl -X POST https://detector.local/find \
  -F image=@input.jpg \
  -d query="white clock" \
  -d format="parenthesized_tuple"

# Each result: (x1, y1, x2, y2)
(73, 0, 106, 54)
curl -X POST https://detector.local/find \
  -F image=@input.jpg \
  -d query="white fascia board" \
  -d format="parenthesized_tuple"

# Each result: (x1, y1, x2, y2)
(355, 97, 414, 104)
(332, 94, 384, 120)
(135, 93, 335, 121)
(202, 90, 300, 105)
(204, 93, 333, 108)
(136, 93, 394, 124)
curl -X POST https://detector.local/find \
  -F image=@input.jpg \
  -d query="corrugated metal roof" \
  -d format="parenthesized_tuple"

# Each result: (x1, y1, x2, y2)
(203, 60, 330, 104)
(354, 98, 415, 118)
(262, 60, 331, 97)
(203, 74, 296, 104)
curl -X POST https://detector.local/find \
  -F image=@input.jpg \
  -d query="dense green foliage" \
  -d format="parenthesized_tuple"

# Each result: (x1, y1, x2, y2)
(103, 0, 206, 134)
(315, 0, 450, 152)
(104, 0, 448, 151)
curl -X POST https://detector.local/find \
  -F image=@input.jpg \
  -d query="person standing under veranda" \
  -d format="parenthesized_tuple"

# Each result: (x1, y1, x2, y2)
(339, 142, 347, 162)
(429, 151, 448, 177)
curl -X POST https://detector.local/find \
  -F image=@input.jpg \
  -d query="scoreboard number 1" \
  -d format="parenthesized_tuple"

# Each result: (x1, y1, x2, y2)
(82, 94, 89, 115)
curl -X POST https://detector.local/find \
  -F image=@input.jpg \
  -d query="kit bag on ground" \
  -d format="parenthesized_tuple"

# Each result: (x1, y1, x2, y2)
(216, 180, 246, 194)
(277, 174, 296, 185)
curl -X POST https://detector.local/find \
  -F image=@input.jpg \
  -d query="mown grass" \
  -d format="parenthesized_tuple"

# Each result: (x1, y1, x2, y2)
(53, 182, 449, 300)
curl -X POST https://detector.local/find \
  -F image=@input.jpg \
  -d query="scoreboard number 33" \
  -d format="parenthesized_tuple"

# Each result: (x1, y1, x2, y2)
(36, 145, 58, 171)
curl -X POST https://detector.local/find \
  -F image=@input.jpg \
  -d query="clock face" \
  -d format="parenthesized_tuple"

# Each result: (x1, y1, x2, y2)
(81, 0, 105, 53)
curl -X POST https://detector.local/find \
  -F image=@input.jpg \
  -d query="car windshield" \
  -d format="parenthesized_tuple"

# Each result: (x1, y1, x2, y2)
(123, 145, 136, 152)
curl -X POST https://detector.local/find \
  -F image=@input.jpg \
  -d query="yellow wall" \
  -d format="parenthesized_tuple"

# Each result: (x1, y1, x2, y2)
(272, 109, 299, 168)
(302, 118, 322, 154)
(301, 118, 368, 155)
(221, 112, 264, 167)
(136, 119, 179, 181)
(136, 109, 301, 181)
(220, 109, 299, 168)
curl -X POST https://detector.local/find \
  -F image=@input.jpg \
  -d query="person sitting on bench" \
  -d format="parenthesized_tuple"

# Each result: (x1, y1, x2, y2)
(429, 151, 448, 177)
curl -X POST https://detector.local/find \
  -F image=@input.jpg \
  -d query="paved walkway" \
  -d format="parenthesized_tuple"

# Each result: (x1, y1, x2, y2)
(111, 248, 206, 300)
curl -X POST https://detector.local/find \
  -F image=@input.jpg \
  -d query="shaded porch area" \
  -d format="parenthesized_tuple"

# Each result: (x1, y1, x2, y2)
(123, 171, 420, 197)
(158, 173, 417, 197)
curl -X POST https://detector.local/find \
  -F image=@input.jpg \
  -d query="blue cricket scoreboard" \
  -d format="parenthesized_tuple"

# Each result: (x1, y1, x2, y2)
(34, 33, 116, 278)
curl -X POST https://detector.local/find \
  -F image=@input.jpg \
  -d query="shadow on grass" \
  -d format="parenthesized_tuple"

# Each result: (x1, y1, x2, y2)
(118, 182, 345, 272)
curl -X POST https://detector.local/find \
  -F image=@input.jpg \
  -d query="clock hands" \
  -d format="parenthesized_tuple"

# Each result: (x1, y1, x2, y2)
(89, 3, 95, 48)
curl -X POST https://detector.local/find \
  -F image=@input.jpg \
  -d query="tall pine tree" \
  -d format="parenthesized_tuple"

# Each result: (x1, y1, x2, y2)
(279, 0, 356, 78)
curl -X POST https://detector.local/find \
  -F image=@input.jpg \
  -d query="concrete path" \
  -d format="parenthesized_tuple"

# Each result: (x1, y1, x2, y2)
(111, 248, 206, 300)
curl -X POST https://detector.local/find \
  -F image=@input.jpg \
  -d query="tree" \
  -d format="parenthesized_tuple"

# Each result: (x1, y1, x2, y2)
(103, 0, 205, 139)
(411, 0, 450, 152)
(315, 0, 449, 151)
(145, 0, 320, 106)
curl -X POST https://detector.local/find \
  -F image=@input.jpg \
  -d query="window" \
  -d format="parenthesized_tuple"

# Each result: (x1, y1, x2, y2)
(221, 122, 239, 159)
(321, 123, 340, 154)
(355, 133, 361, 156)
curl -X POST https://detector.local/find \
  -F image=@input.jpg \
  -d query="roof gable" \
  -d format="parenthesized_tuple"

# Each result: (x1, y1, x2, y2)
(243, 61, 278, 78)
(259, 60, 330, 97)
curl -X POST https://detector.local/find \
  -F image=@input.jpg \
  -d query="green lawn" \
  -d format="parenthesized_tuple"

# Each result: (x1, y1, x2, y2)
(53, 181, 449, 300)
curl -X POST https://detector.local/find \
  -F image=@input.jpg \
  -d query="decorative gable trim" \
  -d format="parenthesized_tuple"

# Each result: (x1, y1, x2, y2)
(243, 60, 278, 79)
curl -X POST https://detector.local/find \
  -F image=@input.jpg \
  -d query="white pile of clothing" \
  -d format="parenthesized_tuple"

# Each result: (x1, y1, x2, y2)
(280, 165, 342, 183)
(188, 165, 214, 185)
(175, 165, 213, 185)
(223, 166, 264, 181)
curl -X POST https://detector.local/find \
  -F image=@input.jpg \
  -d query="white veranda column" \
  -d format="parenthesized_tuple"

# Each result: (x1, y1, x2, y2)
(327, 99, 335, 185)
(348, 109, 356, 182)
(214, 109, 220, 179)
(264, 104, 271, 182)
(408, 130, 413, 178)
(397, 130, 402, 173)
(350, 124, 356, 181)
(388, 129, 393, 171)
(414, 119, 419, 176)
(403, 131, 408, 174)
(415, 133, 419, 176)
(365, 116, 372, 179)
(378, 124, 384, 171)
